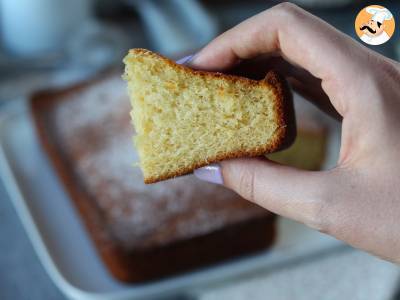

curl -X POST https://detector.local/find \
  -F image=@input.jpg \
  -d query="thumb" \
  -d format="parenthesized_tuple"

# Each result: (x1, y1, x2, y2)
(194, 158, 335, 231)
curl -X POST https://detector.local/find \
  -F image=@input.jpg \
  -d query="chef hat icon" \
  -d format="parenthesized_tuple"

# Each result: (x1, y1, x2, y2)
(365, 7, 393, 24)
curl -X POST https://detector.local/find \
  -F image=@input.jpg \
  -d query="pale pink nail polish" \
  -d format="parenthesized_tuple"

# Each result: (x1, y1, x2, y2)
(176, 54, 195, 65)
(194, 164, 223, 185)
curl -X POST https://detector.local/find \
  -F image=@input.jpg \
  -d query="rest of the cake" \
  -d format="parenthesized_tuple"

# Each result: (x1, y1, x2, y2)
(123, 49, 295, 183)
(31, 74, 276, 282)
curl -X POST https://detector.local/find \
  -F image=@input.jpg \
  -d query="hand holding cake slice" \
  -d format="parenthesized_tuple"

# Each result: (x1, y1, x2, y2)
(123, 49, 295, 184)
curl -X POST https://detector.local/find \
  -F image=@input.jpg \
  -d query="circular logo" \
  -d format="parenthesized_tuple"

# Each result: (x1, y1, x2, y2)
(355, 5, 395, 45)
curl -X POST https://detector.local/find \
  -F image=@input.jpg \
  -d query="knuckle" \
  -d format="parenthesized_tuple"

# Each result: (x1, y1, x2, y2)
(305, 199, 330, 233)
(381, 60, 400, 82)
(303, 184, 333, 233)
(237, 166, 256, 202)
(273, 2, 301, 17)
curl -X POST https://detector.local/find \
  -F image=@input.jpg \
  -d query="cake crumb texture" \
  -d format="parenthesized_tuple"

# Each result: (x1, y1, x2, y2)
(123, 49, 294, 183)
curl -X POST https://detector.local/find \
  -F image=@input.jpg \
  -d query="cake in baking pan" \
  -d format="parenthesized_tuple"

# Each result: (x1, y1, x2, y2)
(30, 74, 276, 283)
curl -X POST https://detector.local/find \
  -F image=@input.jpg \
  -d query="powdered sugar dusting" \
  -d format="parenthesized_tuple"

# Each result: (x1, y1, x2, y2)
(52, 74, 266, 250)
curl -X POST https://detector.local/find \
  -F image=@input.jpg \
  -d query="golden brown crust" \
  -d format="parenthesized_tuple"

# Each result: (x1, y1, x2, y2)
(126, 49, 296, 184)
(127, 48, 286, 92)
(264, 71, 297, 151)
(30, 70, 132, 280)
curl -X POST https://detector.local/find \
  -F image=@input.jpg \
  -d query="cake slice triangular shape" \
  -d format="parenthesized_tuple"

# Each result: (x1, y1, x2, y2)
(123, 49, 295, 184)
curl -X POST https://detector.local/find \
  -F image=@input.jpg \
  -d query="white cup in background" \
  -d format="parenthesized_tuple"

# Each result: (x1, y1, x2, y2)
(0, 0, 92, 57)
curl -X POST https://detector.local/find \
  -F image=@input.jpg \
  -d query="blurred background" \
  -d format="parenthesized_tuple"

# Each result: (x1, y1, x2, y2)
(0, 0, 399, 101)
(0, 0, 400, 300)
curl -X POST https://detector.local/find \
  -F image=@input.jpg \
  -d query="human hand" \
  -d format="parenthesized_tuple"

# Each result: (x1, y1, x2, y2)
(191, 3, 400, 263)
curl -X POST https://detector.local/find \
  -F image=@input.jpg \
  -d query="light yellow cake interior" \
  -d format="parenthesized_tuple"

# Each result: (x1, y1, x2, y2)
(123, 50, 282, 182)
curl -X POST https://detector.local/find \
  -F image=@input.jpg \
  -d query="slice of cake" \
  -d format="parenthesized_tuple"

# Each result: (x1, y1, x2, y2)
(123, 49, 295, 183)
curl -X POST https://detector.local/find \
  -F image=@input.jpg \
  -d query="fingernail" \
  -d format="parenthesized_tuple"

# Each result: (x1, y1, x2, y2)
(176, 54, 195, 65)
(194, 164, 223, 185)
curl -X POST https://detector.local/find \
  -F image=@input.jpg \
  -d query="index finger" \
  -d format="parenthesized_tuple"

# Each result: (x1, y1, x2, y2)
(191, 3, 366, 112)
